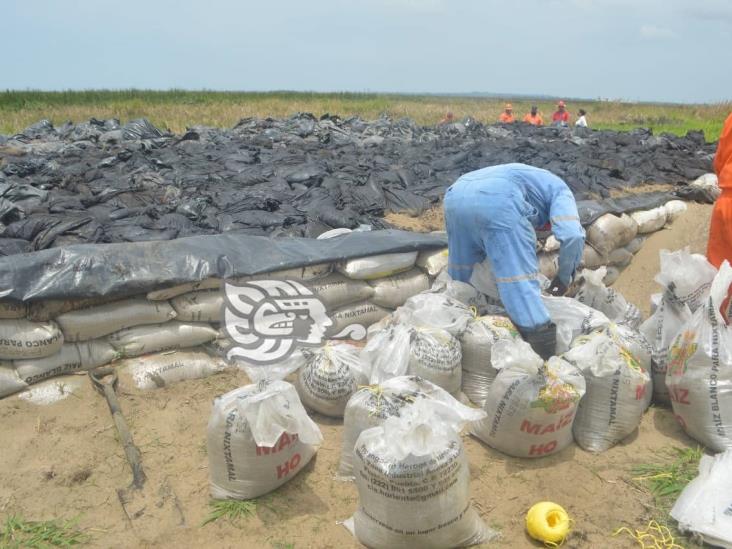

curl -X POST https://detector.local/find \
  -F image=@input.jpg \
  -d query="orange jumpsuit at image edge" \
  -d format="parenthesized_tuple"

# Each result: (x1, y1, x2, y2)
(707, 113, 732, 268)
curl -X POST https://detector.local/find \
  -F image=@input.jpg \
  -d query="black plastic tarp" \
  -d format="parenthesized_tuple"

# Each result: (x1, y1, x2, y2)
(0, 115, 714, 255)
(0, 229, 447, 302)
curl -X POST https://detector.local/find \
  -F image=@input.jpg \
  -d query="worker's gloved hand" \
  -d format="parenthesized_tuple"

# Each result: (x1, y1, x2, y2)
(519, 322, 557, 361)
(548, 277, 568, 297)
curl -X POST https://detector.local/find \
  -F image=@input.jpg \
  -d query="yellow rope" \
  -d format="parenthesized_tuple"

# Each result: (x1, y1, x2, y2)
(612, 520, 685, 549)
(542, 518, 574, 547)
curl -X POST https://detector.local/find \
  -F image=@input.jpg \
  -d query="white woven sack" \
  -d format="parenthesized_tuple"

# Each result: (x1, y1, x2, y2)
(566, 332, 651, 452)
(337, 252, 418, 280)
(0, 319, 64, 360)
(295, 342, 369, 417)
(56, 298, 176, 342)
(370, 269, 430, 309)
(207, 380, 323, 499)
(665, 262, 732, 451)
(471, 339, 586, 458)
(344, 401, 493, 548)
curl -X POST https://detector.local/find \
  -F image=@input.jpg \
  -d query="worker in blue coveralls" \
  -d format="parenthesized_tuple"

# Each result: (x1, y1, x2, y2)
(444, 163, 585, 359)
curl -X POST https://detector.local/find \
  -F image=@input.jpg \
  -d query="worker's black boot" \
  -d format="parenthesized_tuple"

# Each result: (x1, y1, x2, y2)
(519, 322, 557, 361)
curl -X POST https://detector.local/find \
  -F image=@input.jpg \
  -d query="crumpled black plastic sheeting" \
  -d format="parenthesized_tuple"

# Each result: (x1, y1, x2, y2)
(0, 229, 447, 302)
(0, 114, 714, 255)
(576, 191, 676, 225)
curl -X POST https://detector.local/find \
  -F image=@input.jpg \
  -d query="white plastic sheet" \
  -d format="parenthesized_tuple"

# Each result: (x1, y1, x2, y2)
(336, 376, 485, 481)
(670, 450, 732, 548)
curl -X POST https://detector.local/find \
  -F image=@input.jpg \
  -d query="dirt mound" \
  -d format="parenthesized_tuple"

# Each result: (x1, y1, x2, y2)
(385, 205, 445, 232)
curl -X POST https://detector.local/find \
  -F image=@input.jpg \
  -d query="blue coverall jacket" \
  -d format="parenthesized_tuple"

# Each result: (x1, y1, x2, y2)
(444, 163, 585, 331)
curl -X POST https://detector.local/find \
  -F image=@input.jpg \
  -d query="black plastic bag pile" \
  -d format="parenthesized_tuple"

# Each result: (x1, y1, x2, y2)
(0, 114, 714, 256)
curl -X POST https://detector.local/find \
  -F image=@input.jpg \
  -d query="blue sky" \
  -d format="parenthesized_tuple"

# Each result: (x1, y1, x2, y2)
(3, 0, 731, 103)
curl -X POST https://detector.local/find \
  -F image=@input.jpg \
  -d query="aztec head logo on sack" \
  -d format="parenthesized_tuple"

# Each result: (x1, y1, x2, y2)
(222, 280, 366, 364)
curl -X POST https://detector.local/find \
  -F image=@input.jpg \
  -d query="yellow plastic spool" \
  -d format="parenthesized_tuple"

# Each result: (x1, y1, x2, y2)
(526, 501, 571, 546)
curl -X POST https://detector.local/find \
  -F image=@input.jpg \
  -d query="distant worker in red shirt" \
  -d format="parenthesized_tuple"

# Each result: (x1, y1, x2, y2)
(523, 105, 544, 126)
(439, 111, 456, 125)
(552, 101, 570, 127)
(499, 104, 515, 123)
(707, 111, 732, 268)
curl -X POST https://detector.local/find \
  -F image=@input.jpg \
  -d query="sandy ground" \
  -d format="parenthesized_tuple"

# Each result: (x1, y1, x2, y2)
(0, 202, 714, 549)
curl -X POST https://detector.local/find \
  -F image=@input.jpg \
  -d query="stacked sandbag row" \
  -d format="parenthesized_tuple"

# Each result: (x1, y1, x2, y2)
(0, 248, 451, 399)
(548, 199, 688, 286)
(0, 296, 222, 397)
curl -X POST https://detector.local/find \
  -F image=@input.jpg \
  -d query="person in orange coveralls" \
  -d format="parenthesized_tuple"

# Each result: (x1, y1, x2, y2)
(707, 112, 732, 268)
(552, 100, 570, 126)
(499, 104, 515, 123)
(523, 106, 544, 126)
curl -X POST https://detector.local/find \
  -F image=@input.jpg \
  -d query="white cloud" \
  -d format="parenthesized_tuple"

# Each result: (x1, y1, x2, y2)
(640, 24, 676, 39)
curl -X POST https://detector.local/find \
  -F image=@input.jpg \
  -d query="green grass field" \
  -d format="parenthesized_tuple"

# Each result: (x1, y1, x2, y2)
(1, 90, 729, 141)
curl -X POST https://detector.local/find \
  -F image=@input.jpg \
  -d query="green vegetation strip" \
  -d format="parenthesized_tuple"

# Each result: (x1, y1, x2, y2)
(632, 446, 703, 512)
(1, 515, 89, 548)
(202, 499, 257, 527)
(0, 90, 728, 140)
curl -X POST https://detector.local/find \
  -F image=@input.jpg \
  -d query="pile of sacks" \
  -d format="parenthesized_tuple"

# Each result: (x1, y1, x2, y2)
(207, 360, 499, 547)
(203, 248, 732, 549)
(204, 244, 732, 548)
(354, 268, 657, 457)
(464, 289, 653, 456)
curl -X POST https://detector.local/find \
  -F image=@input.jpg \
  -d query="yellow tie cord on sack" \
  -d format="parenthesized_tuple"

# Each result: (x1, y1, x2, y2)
(526, 502, 572, 546)
(358, 384, 416, 417)
(612, 520, 685, 548)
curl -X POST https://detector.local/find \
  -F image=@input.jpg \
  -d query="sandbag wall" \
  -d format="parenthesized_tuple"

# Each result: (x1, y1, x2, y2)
(0, 244, 446, 398)
(549, 199, 688, 286)
(0, 199, 688, 399)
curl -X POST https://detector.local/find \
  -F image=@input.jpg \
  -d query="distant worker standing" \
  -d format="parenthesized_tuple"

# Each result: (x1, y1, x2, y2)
(707, 112, 732, 268)
(575, 109, 588, 127)
(499, 104, 515, 123)
(523, 106, 544, 126)
(552, 101, 570, 127)
(444, 163, 585, 358)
